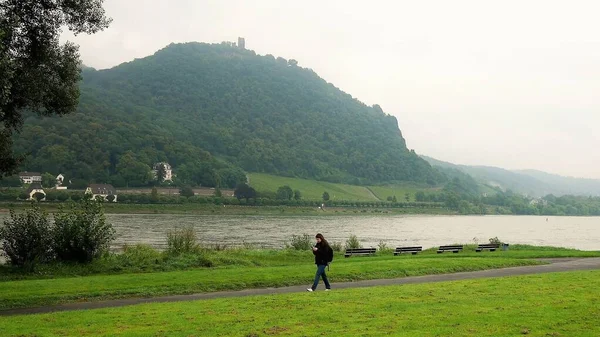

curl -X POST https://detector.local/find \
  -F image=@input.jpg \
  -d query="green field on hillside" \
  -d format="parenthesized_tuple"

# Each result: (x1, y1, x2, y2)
(2, 270, 599, 336)
(249, 173, 445, 202)
(248, 173, 379, 201)
(368, 184, 442, 202)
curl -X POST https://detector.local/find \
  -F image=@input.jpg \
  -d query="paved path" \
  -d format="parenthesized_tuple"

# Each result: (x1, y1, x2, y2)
(2, 257, 600, 317)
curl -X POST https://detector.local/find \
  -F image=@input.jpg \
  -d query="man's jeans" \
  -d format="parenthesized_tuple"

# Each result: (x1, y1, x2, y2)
(311, 264, 331, 290)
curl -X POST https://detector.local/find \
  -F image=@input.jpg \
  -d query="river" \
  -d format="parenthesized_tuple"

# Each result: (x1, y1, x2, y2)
(1, 214, 598, 250)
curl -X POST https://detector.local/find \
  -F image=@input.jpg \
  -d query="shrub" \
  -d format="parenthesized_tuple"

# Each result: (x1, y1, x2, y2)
(276, 185, 293, 200)
(69, 192, 83, 201)
(0, 207, 52, 269)
(330, 241, 343, 252)
(489, 236, 504, 245)
(345, 234, 361, 249)
(179, 186, 194, 198)
(166, 227, 199, 255)
(377, 240, 392, 253)
(52, 198, 116, 263)
(118, 244, 162, 268)
(33, 192, 45, 201)
(56, 191, 69, 202)
(287, 234, 312, 250)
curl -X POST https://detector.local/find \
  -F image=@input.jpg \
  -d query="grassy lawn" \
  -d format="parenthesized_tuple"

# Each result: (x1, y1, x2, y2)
(0, 257, 538, 310)
(1, 245, 599, 310)
(1, 270, 599, 336)
(248, 173, 379, 201)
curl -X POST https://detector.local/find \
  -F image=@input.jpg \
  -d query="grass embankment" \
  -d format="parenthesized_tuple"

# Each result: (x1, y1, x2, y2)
(249, 173, 380, 201)
(249, 173, 443, 202)
(368, 184, 441, 201)
(1, 245, 599, 310)
(2, 270, 599, 336)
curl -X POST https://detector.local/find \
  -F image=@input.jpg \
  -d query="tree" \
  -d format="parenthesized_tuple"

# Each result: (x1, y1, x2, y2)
(117, 152, 152, 187)
(213, 187, 222, 198)
(179, 186, 194, 198)
(392, 195, 397, 203)
(405, 193, 410, 202)
(234, 183, 256, 202)
(293, 189, 302, 201)
(0, 207, 52, 269)
(415, 191, 426, 202)
(41, 172, 55, 188)
(52, 198, 115, 263)
(69, 179, 88, 190)
(150, 187, 159, 203)
(33, 192, 45, 202)
(0, 0, 111, 176)
(322, 191, 330, 201)
(276, 185, 293, 200)
(0, 175, 22, 187)
(106, 194, 116, 202)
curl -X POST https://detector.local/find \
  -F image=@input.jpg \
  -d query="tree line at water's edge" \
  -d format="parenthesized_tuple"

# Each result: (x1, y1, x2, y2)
(1, 183, 599, 216)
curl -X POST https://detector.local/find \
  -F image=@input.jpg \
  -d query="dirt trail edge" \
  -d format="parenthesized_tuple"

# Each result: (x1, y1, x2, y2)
(2, 257, 599, 317)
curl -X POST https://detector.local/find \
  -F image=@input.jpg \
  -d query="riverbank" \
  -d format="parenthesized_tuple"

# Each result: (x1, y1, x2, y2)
(0, 202, 456, 215)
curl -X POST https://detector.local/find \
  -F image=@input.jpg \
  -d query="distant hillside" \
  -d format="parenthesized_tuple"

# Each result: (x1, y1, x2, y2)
(516, 169, 600, 196)
(13, 42, 443, 187)
(422, 156, 600, 197)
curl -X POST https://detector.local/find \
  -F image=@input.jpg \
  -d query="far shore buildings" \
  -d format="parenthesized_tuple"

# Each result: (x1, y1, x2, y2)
(152, 162, 173, 182)
(86, 184, 118, 202)
(55, 173, 68, 190)
(26, 183, 46, 201)
(19, 172, 42, 184)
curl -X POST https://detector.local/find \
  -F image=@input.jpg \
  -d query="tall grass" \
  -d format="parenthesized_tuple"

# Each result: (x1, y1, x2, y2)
(166, 227, 200, 255)
(345, 234, 362, 249)
(287, 234, 312, 250)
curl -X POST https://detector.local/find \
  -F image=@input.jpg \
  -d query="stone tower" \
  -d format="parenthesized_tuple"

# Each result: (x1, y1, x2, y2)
(238, 37, 246, 50)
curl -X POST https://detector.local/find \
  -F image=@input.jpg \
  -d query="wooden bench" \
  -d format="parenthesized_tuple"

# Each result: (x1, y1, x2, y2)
(344, 248, 376, 258)
(476, 243, 500, 252)
(437, 245, 463, 253)
(393, 246, 422, 256)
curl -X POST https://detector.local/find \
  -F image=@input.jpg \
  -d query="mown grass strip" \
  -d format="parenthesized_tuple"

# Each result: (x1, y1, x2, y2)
(0, 257, 537, 310)
(1, 270, 599, 336)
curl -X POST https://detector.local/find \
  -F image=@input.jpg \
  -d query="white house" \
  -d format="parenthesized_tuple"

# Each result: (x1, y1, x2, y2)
(86, 184, 118, 202)
(19, 172, 42, 184)
(152, 162, 173, 182)
(26, 183, 46, 201)
(55, 174, 68, 190)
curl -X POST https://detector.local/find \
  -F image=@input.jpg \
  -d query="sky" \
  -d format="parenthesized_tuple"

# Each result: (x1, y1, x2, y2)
(61, 0, 600, 179)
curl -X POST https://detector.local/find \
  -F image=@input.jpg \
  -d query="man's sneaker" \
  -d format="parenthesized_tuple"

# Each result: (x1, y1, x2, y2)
(325, 289, 331, 291)
(306, 288, 313, 292)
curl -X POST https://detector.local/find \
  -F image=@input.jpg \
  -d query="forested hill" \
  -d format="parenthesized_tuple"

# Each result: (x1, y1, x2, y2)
(12, 42, 443, 187)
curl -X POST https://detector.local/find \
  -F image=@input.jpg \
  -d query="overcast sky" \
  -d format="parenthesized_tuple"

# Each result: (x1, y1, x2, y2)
(61, 0, 600, 179)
